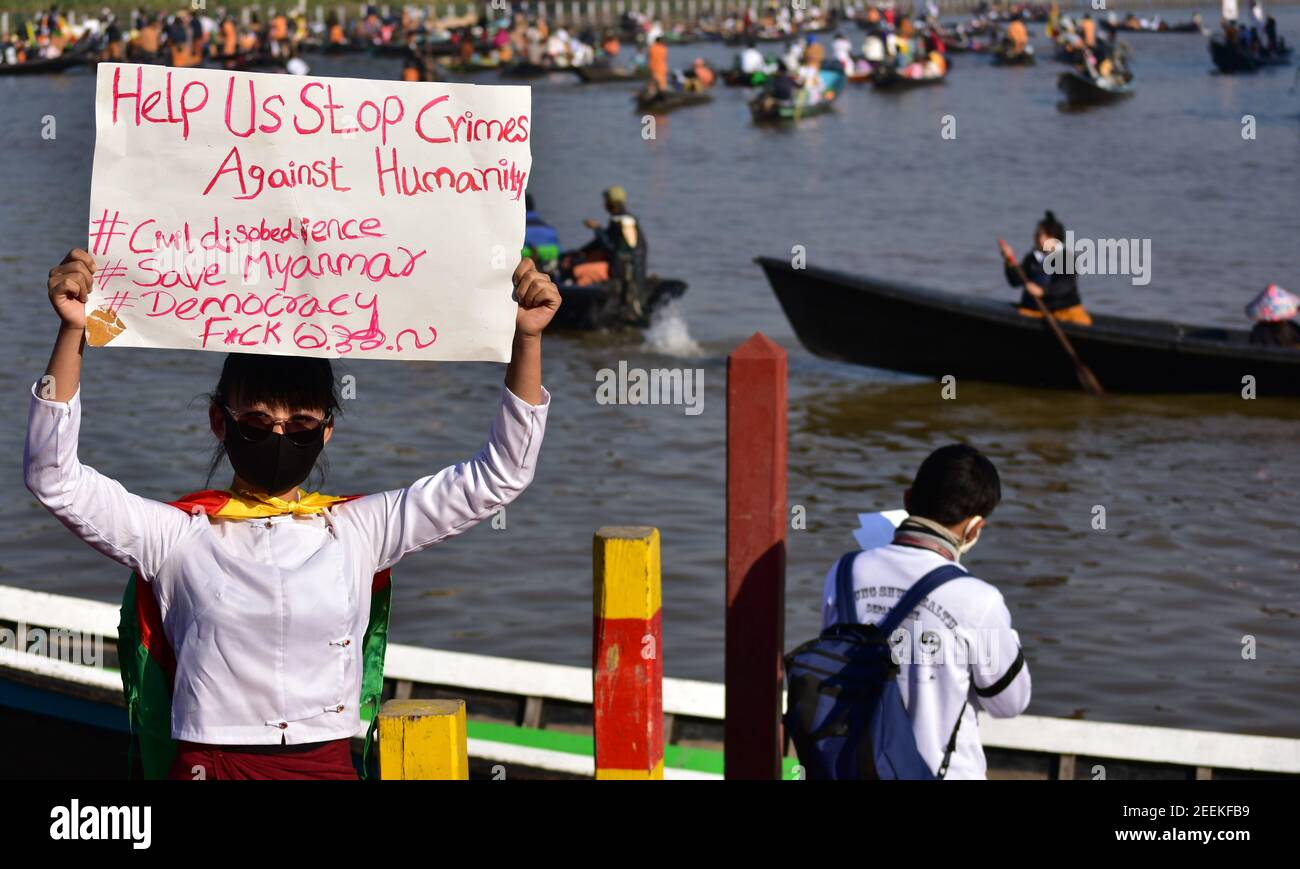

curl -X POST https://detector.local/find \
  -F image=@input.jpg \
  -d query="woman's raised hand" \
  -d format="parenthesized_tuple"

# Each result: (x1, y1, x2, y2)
(48, 249, 96, 331)
(512, 257, 561, 339)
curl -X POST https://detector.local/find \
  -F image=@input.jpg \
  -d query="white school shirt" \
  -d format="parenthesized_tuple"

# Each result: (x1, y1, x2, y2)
(822, 543, 1031, 779)
(25, 382, 549, 746)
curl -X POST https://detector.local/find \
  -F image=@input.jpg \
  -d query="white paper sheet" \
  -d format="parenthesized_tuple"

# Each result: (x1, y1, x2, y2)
(86, 63, 531, 361)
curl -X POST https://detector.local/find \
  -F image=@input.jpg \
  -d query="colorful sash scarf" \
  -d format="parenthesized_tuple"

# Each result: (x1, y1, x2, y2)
(117, 489, 392, 780)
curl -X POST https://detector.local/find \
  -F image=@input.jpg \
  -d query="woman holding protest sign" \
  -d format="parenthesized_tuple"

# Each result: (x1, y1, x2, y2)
(26, 248, 560, 780)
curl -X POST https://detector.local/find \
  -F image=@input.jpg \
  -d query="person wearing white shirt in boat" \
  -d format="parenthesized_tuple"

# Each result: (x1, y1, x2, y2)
(863, 31, 886, 63)
(740, 41, 766, 74)
(831, 32, 853, 70)
(26, 248, 560, 779)
(823, 445, 1032, 780)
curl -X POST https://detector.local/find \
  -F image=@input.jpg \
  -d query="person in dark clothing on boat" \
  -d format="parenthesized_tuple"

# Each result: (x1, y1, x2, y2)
(1246, 284, 1300, 348)
(522, 193, 561, 273)
(999, 210, 1093, 326)
(559, 186, 647, 290)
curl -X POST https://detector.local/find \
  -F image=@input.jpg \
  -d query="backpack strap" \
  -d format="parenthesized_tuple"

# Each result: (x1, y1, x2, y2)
(936, 699, 968, 780)
(834, 551, 861, 624)
(879, 563, 970, 779)
(877, 564, 969, 637)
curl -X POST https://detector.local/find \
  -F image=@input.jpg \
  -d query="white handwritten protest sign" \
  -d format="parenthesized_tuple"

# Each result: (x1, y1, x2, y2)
(86, 62, 531, 361)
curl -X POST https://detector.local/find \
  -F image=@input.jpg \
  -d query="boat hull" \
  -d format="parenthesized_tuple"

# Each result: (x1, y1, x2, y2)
(572, 64, 648, 83)
(757, 257, 1300, 395)
(1057, 70, 1135, 106)
(1209, 38, 1293, 73)
(871, 68, 946, 90)
(552, 276, 688, 330)
(635, 90, 713, 113)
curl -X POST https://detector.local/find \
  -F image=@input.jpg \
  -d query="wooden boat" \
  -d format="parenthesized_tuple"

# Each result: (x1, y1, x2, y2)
(571, 63, 648, 83)
(0, 40, 98, 76)
(499, 60, 556, 78)
(4, 583, 1299, 779)
(634, 88, 713, 113)
(1114, 20, 1204, 34)
(552, 276, 687, 330)
(871, 66, 946, 90)
(299, 39, 366, 55)
(0, 52, 90, 75)
(992, 45, 1037, 66)
(750, 69, 845, 124)
(756, 256, 1300, 395)
(441, 59, 500, 75)
(205, 50, 287, 72)
(1209, 38, 1293, 73)
(1057, 69, 1135, 107)
(749, 92, 836, 123)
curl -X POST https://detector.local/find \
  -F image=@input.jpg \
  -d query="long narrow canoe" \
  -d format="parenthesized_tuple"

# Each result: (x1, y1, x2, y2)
(757, 256, 1300, 395)
(499, 61, 556, 78)
(571, 63, 648, 83)
(871, 66, 946, 89)
(1209, 38, 1293, 73)
(991, 45, 1037, 65)
(634, 89, 713, 113)
(0, 43, 97, 76)
(1057, 70, 1136, 107)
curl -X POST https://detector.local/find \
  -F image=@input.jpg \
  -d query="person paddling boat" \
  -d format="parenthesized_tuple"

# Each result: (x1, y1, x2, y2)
(999, 211, 1093, 326)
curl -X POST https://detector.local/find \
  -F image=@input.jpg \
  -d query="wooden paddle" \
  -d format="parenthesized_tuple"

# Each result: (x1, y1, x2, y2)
(999, 239, 1105, 396)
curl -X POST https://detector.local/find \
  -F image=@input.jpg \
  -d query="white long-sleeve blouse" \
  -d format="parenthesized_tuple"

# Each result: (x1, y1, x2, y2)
(24, 382, 549, 745)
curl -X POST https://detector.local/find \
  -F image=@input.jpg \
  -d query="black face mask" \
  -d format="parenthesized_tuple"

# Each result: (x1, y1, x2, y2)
(222, 418, 325, 496)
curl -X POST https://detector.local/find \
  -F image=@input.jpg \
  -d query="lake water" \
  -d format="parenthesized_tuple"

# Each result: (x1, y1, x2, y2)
(2, 8, 1298, 737)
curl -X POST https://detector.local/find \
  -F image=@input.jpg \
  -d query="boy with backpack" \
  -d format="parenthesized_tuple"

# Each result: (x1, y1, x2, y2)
(785, 444, 1031, 779)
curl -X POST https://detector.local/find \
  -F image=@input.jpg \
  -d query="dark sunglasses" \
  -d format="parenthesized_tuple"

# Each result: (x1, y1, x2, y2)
(220, 403, 332, 446)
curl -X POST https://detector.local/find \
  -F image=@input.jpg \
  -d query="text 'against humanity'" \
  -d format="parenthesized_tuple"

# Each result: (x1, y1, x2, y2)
(109, 66, 530, 201)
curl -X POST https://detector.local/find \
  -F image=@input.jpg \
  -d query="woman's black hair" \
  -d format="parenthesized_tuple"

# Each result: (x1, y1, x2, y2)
(1037, 210, 1065, 242)
(204, 353, 342, 489)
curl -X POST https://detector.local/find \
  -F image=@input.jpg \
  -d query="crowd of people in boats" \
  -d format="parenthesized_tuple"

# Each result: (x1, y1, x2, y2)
(0, 4, 315, 71)
(1050, 13, 1132, 90)
(999, 210, 1297, 348)
(1215, 0, 1289, 63)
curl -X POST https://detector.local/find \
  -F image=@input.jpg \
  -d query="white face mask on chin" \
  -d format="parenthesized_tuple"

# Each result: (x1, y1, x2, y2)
(958, 516, 983, 556)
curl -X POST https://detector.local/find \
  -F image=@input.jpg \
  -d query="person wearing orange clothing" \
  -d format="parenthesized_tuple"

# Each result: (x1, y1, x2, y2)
(684, 57, 715, 91)
(602, 32, 620, 57)
(327, 14, 346, 45)
(401, 55, 424, 81)
(1006, 19, 1029, 52)
(220, 16, 238, 56)
(269, 12, 289, 56)
(1080, 14, 1097, 48)
(647, 36, 669, 93)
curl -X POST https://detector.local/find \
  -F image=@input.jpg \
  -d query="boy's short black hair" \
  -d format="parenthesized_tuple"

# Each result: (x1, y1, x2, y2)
(908, 444, 1001, 526)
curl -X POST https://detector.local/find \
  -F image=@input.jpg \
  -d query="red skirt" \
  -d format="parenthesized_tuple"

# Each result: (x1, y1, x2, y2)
(168, 738, 358, 780)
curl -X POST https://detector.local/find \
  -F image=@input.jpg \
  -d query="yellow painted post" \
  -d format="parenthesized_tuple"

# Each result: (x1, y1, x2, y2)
(377, 698, 469, 780)
(593, 526, 664, 780)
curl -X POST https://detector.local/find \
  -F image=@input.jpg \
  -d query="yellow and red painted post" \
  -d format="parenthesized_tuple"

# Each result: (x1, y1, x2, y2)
(377, 698, 469, 780)
(593, 526, 664, 779)
(725, 333, 788, 780)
